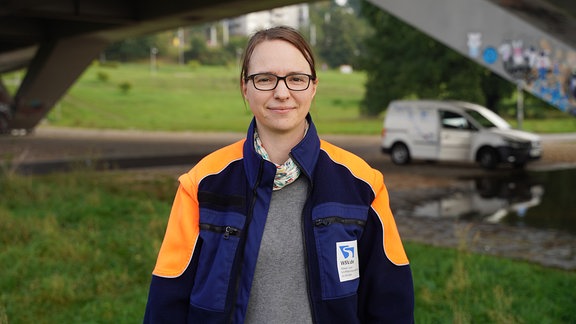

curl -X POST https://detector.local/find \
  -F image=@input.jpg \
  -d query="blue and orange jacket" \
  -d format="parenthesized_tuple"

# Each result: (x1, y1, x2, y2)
(144, 115, 414, 323)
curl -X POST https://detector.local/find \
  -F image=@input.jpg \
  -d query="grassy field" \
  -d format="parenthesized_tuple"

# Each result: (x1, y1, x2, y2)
(5, 62, 569, 134)
(41, 62, 379, 134)
(0, 170, 575, 323)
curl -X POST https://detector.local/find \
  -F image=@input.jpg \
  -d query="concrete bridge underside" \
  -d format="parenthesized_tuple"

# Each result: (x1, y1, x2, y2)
(0, 0, 575, 132)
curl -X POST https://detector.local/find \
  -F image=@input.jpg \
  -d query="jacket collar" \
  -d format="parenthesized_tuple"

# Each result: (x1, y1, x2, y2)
(290, 114, 320, 180)
(243, 114, 320, 188)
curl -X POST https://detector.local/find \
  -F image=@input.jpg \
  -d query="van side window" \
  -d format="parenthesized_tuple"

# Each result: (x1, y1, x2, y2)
(440, 110, 472, 130)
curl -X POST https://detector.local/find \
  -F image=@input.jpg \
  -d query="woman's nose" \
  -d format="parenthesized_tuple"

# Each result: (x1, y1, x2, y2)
(273, 79, 290, 99)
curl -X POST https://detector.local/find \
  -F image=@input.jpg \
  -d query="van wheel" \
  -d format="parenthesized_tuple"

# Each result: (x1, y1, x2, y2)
(478, 147, 498, 170)
(391, 143, 411, 165)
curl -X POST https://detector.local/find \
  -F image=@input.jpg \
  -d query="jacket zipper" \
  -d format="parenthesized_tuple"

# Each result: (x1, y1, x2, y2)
(314, 216, 366, 228)
(291, 153, 318, 324)
(227, 158, 264, 324)
(199, 224, 241, 239)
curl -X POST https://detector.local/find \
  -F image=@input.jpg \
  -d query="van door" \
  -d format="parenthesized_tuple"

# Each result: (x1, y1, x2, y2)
(438, 110, 474, 161)
(409, 106, 439, 159)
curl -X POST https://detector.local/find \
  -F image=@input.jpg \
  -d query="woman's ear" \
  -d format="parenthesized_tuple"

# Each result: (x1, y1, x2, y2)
(241, 79, 248, 98)
(311, 77, 318, 97)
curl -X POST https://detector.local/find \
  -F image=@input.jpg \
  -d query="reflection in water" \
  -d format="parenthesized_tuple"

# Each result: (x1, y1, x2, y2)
(409, 169, 576, 234)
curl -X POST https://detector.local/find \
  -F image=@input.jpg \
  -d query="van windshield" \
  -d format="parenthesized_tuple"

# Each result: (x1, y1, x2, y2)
(465, 109, 511, 129)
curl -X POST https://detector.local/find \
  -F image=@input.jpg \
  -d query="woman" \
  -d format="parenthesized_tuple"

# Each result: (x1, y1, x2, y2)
(144, 26, 414, 323)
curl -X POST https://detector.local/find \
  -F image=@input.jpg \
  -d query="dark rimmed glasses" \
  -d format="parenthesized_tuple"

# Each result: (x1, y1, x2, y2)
(245, 73, 315, 91)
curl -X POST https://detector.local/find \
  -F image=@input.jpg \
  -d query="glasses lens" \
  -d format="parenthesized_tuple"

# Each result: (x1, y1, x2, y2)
(286, 74, 311, 91)
(253, 74, 277, 90)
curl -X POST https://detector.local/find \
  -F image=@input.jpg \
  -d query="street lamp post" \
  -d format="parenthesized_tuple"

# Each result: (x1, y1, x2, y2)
(516, 80, 524, 130)
(177, 28, 184, 65)
(150, 47, 158, 74)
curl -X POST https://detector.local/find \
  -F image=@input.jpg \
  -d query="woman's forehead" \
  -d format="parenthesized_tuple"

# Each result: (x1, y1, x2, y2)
(248, 40, 311, 74)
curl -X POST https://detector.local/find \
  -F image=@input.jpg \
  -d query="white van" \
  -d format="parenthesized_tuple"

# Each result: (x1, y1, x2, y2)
(381, 100, 542, 169)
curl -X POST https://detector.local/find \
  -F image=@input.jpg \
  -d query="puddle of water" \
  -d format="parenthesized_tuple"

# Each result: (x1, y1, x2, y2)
(408, 168, 576, 235)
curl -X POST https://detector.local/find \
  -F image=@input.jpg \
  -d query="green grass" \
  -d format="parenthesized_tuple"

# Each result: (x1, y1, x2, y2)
(510, 116, 576, 133)
(1, 169, 575, 323)
(0, 170, 176, 323)
(407, 242, 576, 323)
(44, 62, 381, 135)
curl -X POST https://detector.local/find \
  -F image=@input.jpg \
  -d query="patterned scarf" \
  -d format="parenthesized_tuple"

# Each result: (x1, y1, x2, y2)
(254, 123, 308, 190)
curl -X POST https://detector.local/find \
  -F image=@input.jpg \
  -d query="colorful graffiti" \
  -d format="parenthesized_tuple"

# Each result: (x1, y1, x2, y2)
(467, 32, 576, 114)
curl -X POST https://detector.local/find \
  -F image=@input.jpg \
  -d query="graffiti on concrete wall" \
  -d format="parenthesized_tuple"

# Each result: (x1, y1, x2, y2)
(467, 32, 576, 113)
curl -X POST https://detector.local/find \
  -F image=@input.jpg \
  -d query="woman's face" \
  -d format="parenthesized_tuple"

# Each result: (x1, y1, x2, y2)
(242, 40, 317, 136)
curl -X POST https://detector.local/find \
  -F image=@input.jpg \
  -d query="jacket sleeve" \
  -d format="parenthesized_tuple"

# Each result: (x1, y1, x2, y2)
(358, 171, 414, 323)
(144, 174, 201, 323)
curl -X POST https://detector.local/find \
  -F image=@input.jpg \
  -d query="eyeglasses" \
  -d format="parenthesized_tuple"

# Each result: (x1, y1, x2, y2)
(245, 73, 315, 91)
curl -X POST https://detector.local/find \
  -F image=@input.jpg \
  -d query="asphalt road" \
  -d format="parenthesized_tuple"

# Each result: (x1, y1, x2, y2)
(2, 126, 576, 184)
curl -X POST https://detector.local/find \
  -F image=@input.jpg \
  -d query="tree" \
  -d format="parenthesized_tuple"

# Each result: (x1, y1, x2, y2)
(103, 35, 160, 62)
(480, 70, 515, 114)
(310, 1, 371, 69)
(185, 33, 209, 62)
(184, 25, 245, 66)
(359, 2, 514, 116)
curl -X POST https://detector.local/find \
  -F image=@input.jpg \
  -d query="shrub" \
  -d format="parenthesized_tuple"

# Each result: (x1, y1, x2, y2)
(96, 71, 109, 82)
(118, 81, 132, 94)
(187, 60, 201, 70)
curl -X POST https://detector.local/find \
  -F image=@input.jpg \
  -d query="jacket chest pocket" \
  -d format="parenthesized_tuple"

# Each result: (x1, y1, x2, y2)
(312, 203, 367, 299)
(190, 209, 245, 312)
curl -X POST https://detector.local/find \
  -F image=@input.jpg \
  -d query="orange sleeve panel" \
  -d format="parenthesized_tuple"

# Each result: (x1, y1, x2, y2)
(371, 183, 410, 266)
(152, 182, 200, 278)
(320, 140, 409, 266)
(152, 140, 246, 277)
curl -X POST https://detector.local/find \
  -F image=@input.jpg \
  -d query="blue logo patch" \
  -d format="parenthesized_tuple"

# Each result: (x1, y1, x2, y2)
(339, 245, 355, 259)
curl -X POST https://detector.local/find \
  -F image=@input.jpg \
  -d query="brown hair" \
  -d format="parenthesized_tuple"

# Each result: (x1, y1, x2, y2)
(240, 26, 316, 85)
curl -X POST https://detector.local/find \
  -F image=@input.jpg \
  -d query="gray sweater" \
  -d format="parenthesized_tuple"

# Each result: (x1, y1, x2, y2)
(244, 177, 313, 323)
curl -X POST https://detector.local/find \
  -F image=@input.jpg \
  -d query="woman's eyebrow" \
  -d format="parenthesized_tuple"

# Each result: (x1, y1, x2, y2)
(252, 71, 310, 75)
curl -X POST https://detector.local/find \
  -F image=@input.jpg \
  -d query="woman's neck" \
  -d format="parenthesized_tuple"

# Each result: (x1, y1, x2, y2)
(256, 122, 307, 165)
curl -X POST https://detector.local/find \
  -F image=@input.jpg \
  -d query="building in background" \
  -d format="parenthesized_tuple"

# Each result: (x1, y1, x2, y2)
(226, 4, 309, 37)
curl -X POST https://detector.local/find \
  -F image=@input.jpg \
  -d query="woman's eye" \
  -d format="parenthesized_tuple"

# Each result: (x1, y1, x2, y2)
(288, 75, 307, 83)
(256, 76, 273, 83)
